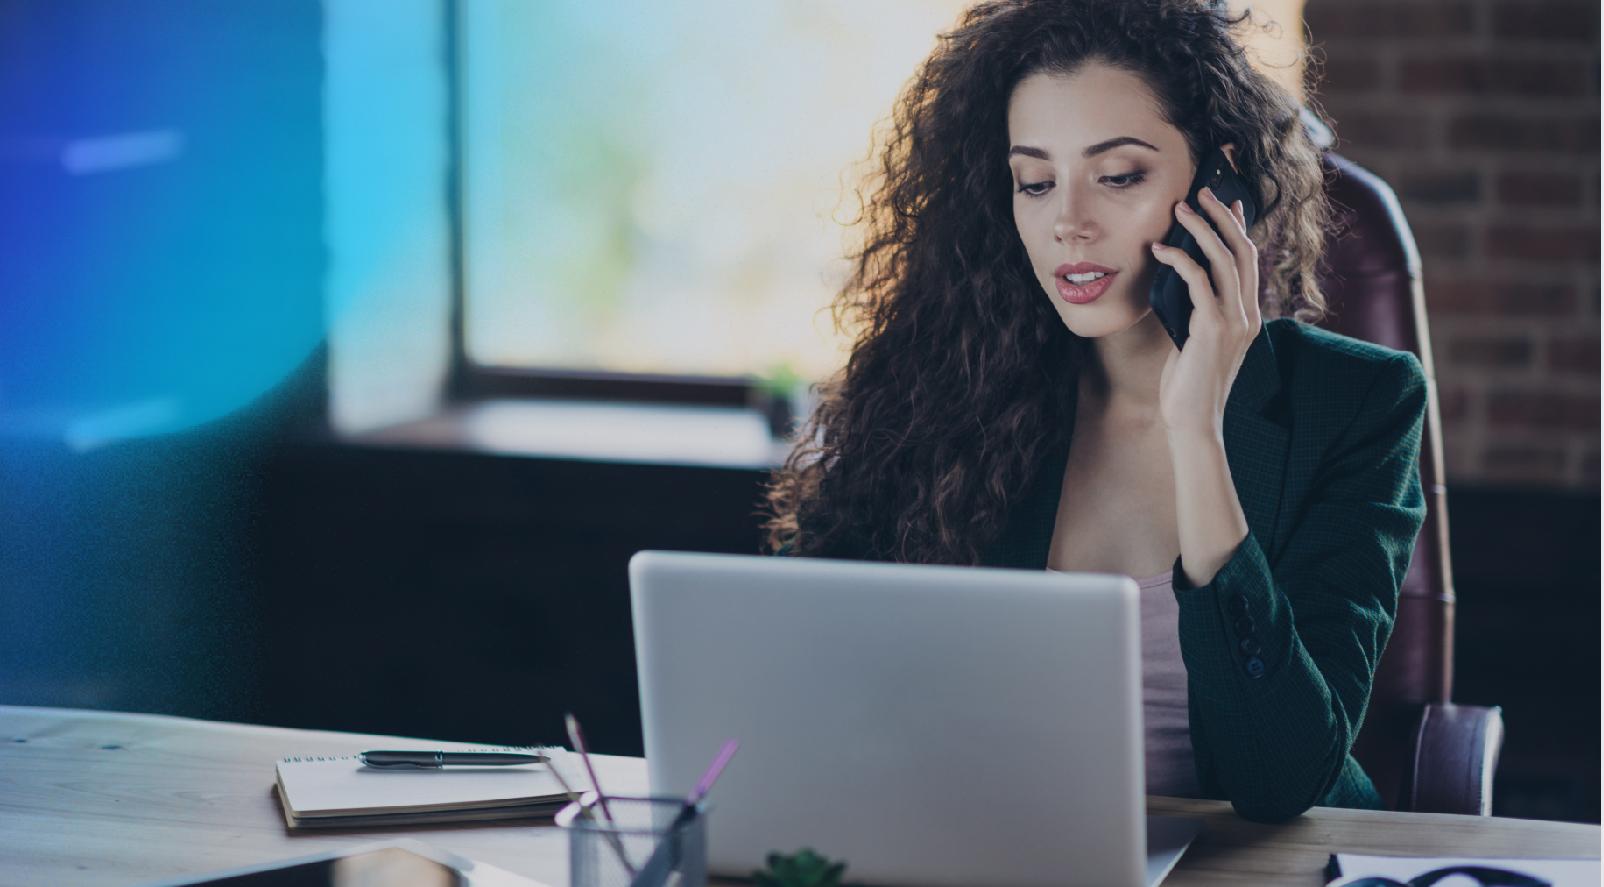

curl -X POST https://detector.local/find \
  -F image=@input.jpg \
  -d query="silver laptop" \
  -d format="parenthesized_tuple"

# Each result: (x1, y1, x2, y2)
(629, 550, 1199, 887)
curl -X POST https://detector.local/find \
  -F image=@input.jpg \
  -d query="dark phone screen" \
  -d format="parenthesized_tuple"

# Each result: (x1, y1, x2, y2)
(171, 848, 469, 887)
(1147, 146, 1263, 350)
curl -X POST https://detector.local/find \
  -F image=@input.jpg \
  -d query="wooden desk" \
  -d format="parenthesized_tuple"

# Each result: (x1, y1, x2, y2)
(1, 706, 1595, 886)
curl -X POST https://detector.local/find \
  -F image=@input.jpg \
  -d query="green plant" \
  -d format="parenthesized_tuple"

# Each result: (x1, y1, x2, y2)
(752, 848, 848, 887)
(755, 361, 804, 399)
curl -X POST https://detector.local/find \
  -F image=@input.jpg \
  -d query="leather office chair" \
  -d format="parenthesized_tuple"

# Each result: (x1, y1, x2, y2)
(1292, 111, 1504, 815)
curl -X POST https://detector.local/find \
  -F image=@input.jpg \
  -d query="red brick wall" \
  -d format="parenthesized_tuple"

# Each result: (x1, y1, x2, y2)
(1303, 0, 1600, 490)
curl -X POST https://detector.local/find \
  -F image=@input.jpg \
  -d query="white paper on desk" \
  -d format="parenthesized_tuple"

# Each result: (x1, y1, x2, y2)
(1330, 854, 1600, 887)
(276, 746, 572, 818)
(1146, 814, 1204, 886)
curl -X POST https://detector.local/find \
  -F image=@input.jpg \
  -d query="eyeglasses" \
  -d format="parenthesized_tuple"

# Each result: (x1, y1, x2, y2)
(1332, 864, 1550, 886)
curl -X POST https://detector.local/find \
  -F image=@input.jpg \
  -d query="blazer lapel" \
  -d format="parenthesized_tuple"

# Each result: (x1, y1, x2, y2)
(1221, 322, 1291, 560)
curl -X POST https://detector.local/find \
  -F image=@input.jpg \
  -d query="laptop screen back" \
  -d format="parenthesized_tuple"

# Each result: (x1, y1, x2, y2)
(629, 550, 1146, 887)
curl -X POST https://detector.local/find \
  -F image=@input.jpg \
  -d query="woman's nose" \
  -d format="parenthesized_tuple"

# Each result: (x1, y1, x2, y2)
(1053, 192, 1097, 243)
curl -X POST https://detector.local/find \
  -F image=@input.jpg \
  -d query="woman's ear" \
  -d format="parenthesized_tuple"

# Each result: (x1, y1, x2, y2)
(1221, 143, 1240, 173)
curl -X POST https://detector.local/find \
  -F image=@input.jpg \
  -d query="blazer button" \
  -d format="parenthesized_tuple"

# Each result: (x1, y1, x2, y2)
(1230, 594, 1249, 617)
(1238, 637, 1262, 657)
(1244, 655, 1266, 679)
(1234, 617, 1255, 637)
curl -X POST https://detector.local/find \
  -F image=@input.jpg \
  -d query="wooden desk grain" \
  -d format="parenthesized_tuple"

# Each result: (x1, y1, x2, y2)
(0, 706, 1595, 886)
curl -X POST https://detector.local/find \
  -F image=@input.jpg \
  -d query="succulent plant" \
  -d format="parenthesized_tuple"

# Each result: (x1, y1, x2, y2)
(752, 848, 849, 887)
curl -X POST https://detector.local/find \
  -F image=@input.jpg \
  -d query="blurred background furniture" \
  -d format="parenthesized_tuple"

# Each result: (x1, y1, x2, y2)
(1295, 110, 1503, 815)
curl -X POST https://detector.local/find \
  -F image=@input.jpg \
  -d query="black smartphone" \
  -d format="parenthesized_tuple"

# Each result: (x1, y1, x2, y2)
(159, 844, 529, 886)
(1148, 145, 1262, 350)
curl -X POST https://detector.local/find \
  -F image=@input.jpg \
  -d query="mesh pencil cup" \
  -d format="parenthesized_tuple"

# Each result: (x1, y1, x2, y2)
(556, 793, 709, 887)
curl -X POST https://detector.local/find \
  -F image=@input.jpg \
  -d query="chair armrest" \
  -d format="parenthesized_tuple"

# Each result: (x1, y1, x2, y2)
(1406, 703, 1505, 815)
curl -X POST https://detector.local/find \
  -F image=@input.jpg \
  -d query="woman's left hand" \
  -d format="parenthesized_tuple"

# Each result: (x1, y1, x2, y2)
(1151, 186, 1261, 440)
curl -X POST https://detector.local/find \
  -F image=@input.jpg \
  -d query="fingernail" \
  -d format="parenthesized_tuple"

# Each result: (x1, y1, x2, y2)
(1150, 242, 1163, 251)
(1176, 201, 1193, 215)
(1201, 186, 1215, 203)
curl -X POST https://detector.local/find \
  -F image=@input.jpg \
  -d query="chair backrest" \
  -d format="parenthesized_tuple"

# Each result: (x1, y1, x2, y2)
(1294, 114, 1455, 809)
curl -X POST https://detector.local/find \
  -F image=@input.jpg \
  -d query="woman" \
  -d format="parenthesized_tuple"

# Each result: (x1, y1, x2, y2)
(760, 0, 1428, 823)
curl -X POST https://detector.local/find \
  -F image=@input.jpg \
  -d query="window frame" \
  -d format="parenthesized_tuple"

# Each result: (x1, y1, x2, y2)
(442, 0, 757, 410)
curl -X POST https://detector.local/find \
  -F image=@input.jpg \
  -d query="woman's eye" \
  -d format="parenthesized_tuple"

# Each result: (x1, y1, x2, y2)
(1016, 172, 1145, 196)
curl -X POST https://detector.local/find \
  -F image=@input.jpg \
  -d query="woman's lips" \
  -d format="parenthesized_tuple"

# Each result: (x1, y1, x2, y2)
(1056, 272, 1117, 304)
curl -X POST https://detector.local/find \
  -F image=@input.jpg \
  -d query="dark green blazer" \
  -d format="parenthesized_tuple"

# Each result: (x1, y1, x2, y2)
(780, 317, 1429, 823)
(982, 317, 1428, 822)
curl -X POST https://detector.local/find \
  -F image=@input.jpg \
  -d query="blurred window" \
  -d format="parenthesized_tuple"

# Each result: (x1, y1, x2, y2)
(457, 1, 970, 397)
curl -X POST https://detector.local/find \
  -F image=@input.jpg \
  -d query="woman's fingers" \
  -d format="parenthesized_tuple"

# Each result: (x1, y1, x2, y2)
(1231, 199, 1263, 328)
(1171, 192, 1240, 316)
(1150, 241, 1217, 326)
(1197, 187, 1258, 330)
(1180, 188, 1251, 327)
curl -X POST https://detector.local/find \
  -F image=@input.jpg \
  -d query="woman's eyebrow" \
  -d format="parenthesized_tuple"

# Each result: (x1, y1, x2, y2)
(1008, 136, 1159, 161)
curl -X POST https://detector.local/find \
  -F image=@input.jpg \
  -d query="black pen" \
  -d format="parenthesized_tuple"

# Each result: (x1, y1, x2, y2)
(359, 750, 550, 769)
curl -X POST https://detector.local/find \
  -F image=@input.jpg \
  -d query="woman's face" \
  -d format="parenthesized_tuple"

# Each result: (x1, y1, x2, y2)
(1006, 63, 1195, 340)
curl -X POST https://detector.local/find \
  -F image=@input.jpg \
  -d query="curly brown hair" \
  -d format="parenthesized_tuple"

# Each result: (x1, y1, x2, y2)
(761, 0, 1333, 565)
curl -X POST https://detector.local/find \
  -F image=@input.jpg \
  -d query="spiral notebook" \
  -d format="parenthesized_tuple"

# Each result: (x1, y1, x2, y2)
(274, 746, 574, 829)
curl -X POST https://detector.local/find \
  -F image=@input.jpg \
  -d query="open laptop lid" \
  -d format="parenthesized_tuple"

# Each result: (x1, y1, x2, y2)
(629, 550, 1148, 887)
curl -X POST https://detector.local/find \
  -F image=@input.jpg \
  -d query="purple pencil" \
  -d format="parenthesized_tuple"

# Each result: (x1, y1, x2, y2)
(564, 713, 619, 827)
(670, 739, 739, 829)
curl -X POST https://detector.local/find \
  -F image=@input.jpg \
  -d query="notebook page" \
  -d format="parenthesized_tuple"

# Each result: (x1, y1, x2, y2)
(276, 747, 571, 818)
